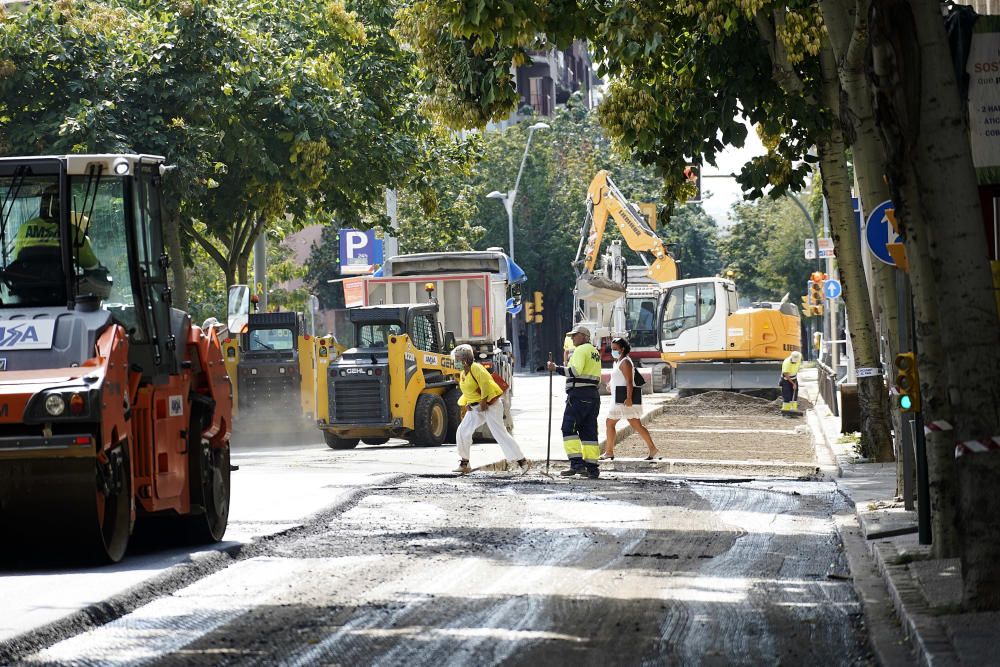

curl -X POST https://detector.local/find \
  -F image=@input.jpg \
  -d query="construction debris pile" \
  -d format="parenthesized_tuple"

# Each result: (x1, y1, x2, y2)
(662, 391, 814, 416)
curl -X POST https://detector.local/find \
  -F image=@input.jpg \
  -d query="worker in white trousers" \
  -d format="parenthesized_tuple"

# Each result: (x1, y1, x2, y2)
(451, 344, 531, 475)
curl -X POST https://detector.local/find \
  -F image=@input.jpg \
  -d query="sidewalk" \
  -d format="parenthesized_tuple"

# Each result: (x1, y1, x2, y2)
(799, 369, 999, 667)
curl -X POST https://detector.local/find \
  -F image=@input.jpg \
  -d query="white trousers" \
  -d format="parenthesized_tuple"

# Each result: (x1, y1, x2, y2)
(456, 400, 525, 463)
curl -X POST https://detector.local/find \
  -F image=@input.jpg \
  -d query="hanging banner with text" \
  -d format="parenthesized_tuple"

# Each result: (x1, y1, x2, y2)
(967, 16, 1000, 184)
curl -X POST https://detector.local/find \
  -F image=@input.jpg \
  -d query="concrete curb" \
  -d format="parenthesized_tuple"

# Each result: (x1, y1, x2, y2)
(869, 541, 961, 667)
(805, 387, 966, 667)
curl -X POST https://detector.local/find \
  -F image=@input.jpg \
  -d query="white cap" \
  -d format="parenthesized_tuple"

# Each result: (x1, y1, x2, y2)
(790, 351, 802, 362)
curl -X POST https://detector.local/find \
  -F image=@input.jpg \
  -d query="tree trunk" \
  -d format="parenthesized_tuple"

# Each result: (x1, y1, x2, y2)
(869, 0, 1000, 608)
(163, 210, 188, 310)
(818, 42, 895, 461)
(237, 259, 248, 286)
(825, 0, 914, 481)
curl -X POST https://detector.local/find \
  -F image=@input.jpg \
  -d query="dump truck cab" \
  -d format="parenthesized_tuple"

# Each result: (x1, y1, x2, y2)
(0, 154, 232, 563)
(318, 302, 461, 450)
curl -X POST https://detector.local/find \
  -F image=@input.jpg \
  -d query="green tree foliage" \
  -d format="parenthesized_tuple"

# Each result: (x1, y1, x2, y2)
(720, 196, 814, 303)
(667, 205, 722, 281)
(0, 0, 445, 298)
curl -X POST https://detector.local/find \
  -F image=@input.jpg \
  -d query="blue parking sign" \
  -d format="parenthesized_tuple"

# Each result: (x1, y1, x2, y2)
(865, 200, 901, 266)
(339, 229, 383, 275)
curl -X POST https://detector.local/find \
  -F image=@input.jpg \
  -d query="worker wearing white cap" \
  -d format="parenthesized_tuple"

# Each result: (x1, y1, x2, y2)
(547, 324, 603, 479)
(780, 350, 803, 415)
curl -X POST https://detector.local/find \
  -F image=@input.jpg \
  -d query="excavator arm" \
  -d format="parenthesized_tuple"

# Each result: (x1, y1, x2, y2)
(579, 170, 677, 284)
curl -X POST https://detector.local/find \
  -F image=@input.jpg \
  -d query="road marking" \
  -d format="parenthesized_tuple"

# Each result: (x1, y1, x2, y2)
(24, 558, 314, 666)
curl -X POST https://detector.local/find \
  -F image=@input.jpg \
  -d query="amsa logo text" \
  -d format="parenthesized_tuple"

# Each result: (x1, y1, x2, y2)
(0, 320, 55, 350)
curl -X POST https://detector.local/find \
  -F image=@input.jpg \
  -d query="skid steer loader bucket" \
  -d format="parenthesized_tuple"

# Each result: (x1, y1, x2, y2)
(575, 275, 626, 303)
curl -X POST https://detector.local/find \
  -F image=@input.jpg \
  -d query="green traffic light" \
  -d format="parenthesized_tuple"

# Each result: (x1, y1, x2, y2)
(900, 395, 912, 410)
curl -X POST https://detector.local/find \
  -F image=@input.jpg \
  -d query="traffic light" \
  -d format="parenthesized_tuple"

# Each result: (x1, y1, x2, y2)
(683, 164, 701, 203)
(808, 279, 823, 306)
(800, 295, 812, 317)
(524, 301, 535, 323)
(812, 303, 824, 316)
(894, 352, 921, 412)
(533, 291, 544, 323)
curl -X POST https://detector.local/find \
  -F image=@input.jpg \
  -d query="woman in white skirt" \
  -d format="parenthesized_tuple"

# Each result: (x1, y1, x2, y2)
(451, 344, 532, 475)
(602, 337, 659, 461)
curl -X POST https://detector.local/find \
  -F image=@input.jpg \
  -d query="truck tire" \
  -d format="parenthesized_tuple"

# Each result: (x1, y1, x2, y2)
(324, 432, 360, 449)
(444, 387, 462, 443)
(410, 393, 447, 446)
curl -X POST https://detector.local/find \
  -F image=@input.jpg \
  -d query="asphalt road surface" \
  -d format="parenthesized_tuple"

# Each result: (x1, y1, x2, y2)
(1, 374, 876, 665)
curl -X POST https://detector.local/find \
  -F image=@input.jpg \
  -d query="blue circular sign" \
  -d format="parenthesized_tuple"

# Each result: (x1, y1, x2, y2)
(865, 200, 901, 266)
(824, 279, 842, 299)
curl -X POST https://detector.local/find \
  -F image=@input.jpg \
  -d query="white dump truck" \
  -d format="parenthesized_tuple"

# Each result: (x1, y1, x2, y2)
(342, 249, 526, 431)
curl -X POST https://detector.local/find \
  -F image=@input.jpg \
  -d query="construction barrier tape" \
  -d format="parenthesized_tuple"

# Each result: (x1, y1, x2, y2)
(924, 420, 953, 435)
(955, 436, 1000, 458)
(855, 367, 882, 378)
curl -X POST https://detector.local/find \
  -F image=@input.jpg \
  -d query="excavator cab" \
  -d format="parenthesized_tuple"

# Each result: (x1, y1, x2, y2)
(0, 155, 232, 563)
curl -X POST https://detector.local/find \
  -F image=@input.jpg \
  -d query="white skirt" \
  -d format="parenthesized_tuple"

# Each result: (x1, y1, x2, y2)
(608, 402, 642, 420)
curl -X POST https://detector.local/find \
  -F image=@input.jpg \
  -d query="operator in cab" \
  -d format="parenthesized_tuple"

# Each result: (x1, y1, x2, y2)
(11, 185, 111, 299)
(780, 350, 802, 416)
(547, 324, 603, 479)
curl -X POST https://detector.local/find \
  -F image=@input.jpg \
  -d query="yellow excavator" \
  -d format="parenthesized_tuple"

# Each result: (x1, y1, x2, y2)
(574, 170, 801, 393)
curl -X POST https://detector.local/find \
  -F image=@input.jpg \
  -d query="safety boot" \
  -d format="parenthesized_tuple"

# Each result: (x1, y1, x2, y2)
(585, 464, 601, 479)
(453, 460, 472, 475)
(560, 463, 586, 477)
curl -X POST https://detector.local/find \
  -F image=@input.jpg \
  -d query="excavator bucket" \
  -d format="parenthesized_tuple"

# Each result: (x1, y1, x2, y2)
(575, 275, 626, 303)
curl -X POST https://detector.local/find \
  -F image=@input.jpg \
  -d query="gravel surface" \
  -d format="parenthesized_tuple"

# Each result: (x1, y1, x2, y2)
(608, 392, 817, 471)
(20, 475, 872, 666)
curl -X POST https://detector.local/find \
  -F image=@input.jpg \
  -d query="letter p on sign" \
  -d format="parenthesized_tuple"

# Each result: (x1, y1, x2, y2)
(345, 231, 367, 257)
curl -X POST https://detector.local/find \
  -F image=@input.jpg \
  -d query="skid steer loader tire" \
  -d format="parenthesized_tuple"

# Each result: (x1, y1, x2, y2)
(324, 432, 360, 449)
(444, 387, 462, 444)
(411, 393, 447, 447)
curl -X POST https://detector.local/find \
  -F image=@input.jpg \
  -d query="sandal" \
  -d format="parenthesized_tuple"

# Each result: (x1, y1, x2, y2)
(600, 453, 615, 461)
(644, 449, 660, 461)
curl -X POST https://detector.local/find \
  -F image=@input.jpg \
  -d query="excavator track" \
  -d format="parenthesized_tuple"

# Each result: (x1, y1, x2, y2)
(0, 444, 131, 564)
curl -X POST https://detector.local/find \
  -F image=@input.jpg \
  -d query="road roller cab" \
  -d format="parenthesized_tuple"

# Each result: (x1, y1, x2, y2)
(0, 155, 233, 563)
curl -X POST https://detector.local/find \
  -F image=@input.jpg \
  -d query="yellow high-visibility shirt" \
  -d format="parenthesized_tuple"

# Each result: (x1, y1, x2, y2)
(781, 357, 801, 377)
(563, 334, 575, 352)
(568, 342, 602, 380)
(13, 216, 99, 269)
(457, 362, 503, 406)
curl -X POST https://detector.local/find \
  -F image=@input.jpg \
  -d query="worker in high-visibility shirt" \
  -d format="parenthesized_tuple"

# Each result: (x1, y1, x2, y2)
(562, 333, 575, 364)
(12, 185, 100, 270)
(780, 350, 802, 415)
(547, 324, 603, 479)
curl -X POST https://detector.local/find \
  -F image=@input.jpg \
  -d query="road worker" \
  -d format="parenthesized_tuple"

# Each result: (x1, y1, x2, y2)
(13, 185, 100, 271)
(780, 350, 802, 415)
(451, 344, 531, 476)
(562, 333, 575, 364)
(547, 324, 602, 479)
(10, 185, 110, 299)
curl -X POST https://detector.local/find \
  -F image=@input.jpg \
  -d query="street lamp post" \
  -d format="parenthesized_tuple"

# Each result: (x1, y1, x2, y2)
(487, 121, 549, 371)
